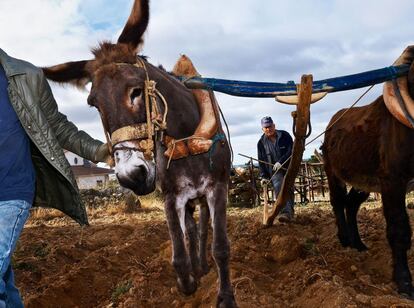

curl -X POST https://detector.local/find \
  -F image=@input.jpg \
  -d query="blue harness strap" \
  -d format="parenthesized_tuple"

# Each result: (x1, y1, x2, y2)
(208, 132, 226, 169)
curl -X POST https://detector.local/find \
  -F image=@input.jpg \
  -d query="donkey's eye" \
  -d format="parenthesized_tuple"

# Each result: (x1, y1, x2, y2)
(130, 88, 142, 105)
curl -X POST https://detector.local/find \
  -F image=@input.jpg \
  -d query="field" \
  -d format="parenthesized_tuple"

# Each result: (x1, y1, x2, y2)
(14, 193, 414, 308)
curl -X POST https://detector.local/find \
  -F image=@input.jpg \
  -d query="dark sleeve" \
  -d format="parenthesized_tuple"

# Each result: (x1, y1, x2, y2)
(278, 131, 293, 165)
(37, 70, 103, 160)
(257, 140, 270, 179)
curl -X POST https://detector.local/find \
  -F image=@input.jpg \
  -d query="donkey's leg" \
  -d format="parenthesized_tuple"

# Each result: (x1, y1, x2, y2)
(164, 196, 197, 295)
(381, 181, 414, 298)
(199, 197, 211, 276)
(185, 201, 202, 279)
(346, 188, 369, 251)
(326, 171, 350, 247)
(206, 185, 237, 308)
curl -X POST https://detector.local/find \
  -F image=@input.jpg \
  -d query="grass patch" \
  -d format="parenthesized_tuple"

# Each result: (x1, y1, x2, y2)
(13, 261, 36, 272)
(30, 208, 65, 221)
(303, 238, 319, 256)
(111, 280, 132, 303)
(33, 243, 50, 258)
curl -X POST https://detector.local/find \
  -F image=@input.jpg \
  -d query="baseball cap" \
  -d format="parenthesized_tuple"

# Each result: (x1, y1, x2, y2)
(261, 116, 274, 128)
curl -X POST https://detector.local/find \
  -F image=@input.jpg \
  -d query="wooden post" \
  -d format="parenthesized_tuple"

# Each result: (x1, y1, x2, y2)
(249, 158, 260, 207)
(304, 162, 309, 202)
(299, 175, 305, 203)
(264, 74, 312, 226)
(301, 166, 306, 203)
(308, 163, 315, 202)
(299, 164, 306, 203)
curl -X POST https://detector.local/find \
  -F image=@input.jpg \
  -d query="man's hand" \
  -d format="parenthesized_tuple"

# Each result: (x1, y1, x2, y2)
(260, 178, 269, 186)
(94, 143, 113, 166)
(273, 162, 282, 171)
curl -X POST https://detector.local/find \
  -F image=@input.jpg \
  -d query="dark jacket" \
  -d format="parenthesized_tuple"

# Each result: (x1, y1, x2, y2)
(257, 129, 293, 179)
(0, 49, 103, 225)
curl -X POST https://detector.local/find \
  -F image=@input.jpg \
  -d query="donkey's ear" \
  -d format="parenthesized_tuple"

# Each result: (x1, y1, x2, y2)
(42, 60, 92, 89)
(117, 0, 149, 50)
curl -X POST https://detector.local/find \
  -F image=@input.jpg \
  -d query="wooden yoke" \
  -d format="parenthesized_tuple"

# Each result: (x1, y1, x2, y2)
(382, 46, 414, 129)
(165, 55, 219, 160)
(264, 75, 313, 226)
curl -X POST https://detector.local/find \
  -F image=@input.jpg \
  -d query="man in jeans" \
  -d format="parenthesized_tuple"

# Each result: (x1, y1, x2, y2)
(257, 116, 294, 222)
(0, 48, 109, 307)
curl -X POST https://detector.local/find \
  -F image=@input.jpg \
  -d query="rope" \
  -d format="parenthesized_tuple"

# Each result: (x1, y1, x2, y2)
(153, 89, 168, 130)
(164, 71, 232, 169)
(238, 153, 314, 180)
(166, 133, 226, 170)
(97, 58, 168, 161)
(265, 84, 375, 184)
(179, 72, 233, 165)
(217, 103, 234, 165)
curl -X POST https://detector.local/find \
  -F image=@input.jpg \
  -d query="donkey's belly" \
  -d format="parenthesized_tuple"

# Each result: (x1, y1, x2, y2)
(340, 174, 381, 193)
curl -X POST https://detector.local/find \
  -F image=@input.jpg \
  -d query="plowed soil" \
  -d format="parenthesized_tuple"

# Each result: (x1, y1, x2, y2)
(14, 196, 414, 307)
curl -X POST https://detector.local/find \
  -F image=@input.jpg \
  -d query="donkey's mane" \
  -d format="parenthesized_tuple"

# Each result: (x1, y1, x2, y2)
(89, 41, 142, 72)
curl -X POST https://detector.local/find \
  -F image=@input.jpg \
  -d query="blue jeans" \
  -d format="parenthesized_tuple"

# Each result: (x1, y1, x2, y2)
(0, 200, 31, 308)
(271, 172, 295, 217)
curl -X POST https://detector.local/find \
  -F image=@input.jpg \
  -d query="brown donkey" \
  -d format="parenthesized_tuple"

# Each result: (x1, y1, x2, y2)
(322, 48, 414, 298)
(43, 1, 236, 306)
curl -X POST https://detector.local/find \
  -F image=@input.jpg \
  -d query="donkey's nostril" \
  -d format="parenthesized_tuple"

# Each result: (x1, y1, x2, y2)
(116, 165, 147, 189)
(134, 165, 147, 182)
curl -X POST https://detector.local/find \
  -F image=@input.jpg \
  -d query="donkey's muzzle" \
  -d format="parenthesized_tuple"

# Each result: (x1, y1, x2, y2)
(116, 166, 155, 195)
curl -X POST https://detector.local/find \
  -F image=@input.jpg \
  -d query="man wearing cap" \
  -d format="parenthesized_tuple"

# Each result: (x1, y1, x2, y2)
(257, 116, 294, 222)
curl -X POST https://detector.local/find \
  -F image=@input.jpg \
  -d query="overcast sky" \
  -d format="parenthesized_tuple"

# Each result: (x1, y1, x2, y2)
(1, 0, 413, 165)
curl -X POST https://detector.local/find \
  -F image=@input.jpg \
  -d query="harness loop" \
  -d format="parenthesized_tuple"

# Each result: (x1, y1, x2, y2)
(392, 79, 414, 128)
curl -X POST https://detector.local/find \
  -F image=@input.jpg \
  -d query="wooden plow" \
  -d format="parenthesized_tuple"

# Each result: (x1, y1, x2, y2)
(180, 63, 411, 226)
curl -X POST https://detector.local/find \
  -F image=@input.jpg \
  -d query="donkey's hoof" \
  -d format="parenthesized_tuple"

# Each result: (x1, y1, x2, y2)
(177, 275, 197, 296)
(337, 233, 350, 248)
(217, 292, 237, 308)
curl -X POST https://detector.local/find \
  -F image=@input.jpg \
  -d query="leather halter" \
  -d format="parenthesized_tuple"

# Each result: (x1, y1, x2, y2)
(99, 58, 168, 160)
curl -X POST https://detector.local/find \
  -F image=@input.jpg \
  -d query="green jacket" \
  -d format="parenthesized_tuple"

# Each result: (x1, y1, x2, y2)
(0, 49, 102, 225)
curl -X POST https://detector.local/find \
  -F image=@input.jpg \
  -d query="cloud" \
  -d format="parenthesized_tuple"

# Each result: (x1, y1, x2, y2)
(0, 0, 115, 142)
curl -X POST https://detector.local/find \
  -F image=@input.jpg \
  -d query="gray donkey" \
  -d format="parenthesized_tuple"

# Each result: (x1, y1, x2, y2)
(42, 0, 236, 307)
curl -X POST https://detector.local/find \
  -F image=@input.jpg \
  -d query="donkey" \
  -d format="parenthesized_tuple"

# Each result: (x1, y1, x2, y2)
(42, 1, 236, 306)
(322, 47, 414, 298)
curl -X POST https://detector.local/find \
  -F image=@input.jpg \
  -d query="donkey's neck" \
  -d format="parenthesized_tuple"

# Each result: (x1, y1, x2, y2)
(146, 62, 200, 139)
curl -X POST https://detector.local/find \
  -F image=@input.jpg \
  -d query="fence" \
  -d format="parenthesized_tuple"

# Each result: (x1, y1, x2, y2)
(228, 158, 329, 208)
